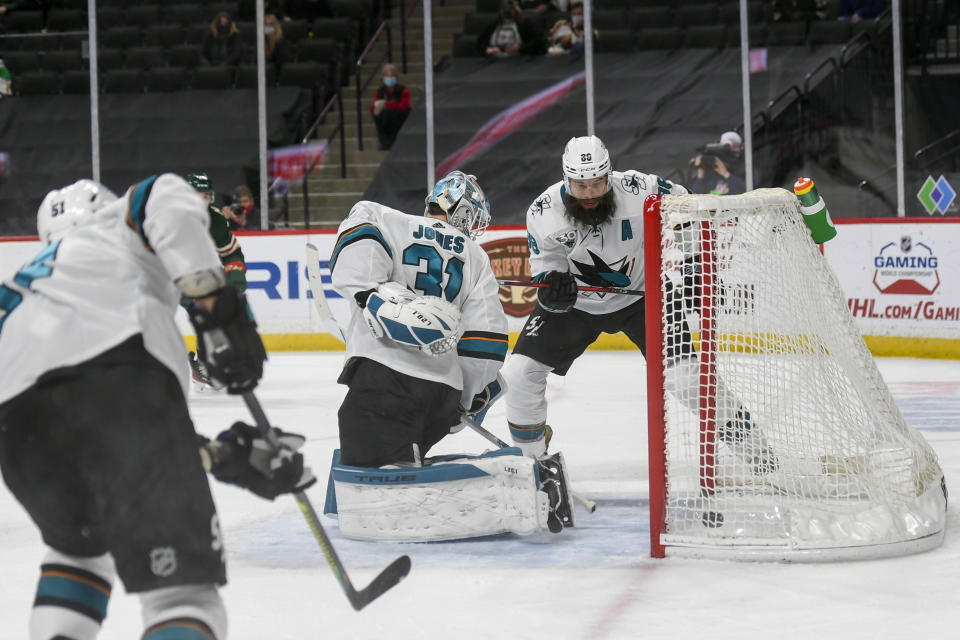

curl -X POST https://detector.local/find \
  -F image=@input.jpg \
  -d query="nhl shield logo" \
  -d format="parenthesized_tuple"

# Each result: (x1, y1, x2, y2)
(150, 547, 177, 577)
(900, 235, 912, 252)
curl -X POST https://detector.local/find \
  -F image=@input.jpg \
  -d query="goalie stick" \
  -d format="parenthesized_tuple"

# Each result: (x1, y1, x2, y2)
(241, 390, 411, 611)
(459, 414, 598, 514)
(305, 242, 346, 341)
(497, 279, 644, 297)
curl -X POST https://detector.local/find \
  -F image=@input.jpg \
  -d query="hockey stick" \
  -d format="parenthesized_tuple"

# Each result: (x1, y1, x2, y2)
(497, 279, 644, 297)
(305, 243, 346, 341)
(459, 414, 597, 514)
(241, 391, 411, 611)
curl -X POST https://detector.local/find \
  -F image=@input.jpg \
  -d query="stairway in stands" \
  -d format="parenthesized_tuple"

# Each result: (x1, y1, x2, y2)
(280, 0, 475, 228)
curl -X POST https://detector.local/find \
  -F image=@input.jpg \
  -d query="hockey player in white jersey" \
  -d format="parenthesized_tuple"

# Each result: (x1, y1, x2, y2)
(504, 135, 776, 474)
(0, 176, 313, 640)
(326, 170, 574, 540)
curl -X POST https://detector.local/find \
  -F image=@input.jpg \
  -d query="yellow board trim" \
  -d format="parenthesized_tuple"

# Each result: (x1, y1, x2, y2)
(183, 332, 960, 359)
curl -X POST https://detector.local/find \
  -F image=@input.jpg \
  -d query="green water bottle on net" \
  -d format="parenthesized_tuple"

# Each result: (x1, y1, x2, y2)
(793, 177, 837, 244)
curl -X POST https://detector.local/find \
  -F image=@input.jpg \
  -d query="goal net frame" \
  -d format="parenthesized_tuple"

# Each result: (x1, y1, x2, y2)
(643, 189, 946, 561)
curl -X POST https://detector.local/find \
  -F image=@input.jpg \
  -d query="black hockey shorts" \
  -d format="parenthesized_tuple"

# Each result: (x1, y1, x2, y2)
(337, 357, 461, 467)
(0, 335, 226, 592)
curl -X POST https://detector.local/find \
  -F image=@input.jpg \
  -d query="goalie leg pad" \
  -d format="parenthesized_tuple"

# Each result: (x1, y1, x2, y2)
(328, 449, 552, 541)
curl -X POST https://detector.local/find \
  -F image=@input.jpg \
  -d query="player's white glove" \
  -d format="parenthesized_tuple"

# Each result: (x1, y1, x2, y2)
(359, 282, 462, 355)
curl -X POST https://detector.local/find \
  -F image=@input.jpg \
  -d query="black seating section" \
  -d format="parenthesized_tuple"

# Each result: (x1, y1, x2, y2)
(16, 70, 60, 96)
(454, 0, 860, 57)
(192, 66, 234, 91)
(102, 68, 144, 93)
(235, 64, 277, 89)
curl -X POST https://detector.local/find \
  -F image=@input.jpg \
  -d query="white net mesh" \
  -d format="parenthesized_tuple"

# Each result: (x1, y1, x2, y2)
(652, 189, 946, 560)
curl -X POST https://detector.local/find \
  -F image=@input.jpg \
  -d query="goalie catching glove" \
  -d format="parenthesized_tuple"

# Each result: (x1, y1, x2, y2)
(357, 281, 462, 355)
(187, 284, 267, 394)
(200, 422, 316, 500)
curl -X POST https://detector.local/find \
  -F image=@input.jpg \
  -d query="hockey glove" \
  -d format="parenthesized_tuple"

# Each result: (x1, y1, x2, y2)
(201, 422, 316, 500)
(537, 271, 578, 313)
(457, 372, 507, 429)
(188, 284, 267, 394)
(358, 282, 463, 355)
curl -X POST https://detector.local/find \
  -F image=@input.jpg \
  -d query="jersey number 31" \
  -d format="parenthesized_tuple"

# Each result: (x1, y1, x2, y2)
(402, 244, 464, 302)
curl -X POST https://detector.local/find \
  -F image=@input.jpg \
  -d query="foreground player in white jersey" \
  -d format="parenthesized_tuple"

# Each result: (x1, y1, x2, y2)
(326, 171, 574, 540)
(504, 136, 775, 473)
(0, 176, 313, 640)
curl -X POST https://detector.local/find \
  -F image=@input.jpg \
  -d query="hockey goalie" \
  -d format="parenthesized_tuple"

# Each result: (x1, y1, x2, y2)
(320, 171, 574, 541)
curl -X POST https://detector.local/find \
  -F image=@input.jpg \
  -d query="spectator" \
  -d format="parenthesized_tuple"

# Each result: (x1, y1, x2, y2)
(224, 185, 262, 230)
(264, 13, 293, 72)
(770, 0, 818, 22)
(838, 0, 886, 22)
(370, 63, 411, 151)
(481, 1, 544, 57)
(201, 11, 243, 66)
(520, 0, 569, 11)
(546, 1, 594, 56)
(690, 130, 746, 196)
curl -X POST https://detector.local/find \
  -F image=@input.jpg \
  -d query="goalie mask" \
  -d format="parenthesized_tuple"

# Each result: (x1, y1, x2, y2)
(425, 171, 491, 240)
(37, 179, 118, 245)
(562, 135, 612, 199)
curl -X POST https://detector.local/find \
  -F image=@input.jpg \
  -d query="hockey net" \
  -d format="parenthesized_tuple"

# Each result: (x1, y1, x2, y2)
(643, 189, 946, 561)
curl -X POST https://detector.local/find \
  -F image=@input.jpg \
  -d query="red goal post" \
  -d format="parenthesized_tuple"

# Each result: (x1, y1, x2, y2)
(643, 190, 946, 561)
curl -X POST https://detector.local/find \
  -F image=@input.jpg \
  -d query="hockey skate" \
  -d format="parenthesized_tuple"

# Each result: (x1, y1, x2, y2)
(188, 351, 224, 392)
(719, 409, 778, 475)
(538, 451, 575, 533)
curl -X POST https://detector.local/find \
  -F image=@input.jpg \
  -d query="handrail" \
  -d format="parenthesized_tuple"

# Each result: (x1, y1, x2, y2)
(296, 90, 348, 228)
(355, 20, 393, 151)
(803, 56, 838, 94)
(913, 128, 960, 161)
(766, 84, 803, 120)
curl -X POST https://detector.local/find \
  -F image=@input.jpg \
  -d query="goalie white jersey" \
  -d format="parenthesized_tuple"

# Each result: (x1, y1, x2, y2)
(526, 169, 688, 315)
(0, 173, 222, 404)
(330, 201, 508, 405)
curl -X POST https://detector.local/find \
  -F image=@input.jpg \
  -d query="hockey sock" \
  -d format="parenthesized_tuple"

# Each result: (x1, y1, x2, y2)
(29, 550, 114, 640)
(140, 584, 226, 640)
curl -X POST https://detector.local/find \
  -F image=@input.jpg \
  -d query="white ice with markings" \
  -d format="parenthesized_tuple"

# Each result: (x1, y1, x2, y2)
(1, 353, 958, 639)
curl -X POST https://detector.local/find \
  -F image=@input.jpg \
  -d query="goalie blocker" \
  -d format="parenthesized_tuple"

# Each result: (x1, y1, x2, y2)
(323, 448, 575, 541)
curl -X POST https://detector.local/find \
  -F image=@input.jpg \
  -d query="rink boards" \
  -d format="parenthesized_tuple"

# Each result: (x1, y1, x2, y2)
(2, 220, 960, 357)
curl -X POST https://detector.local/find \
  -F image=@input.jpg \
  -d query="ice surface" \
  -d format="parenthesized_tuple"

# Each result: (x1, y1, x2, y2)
(1, 353, 957, 639)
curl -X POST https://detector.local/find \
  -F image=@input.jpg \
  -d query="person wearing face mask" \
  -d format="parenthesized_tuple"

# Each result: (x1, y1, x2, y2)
(546, 1, 594, 56)
(264, 13, 293, 73)
(369, 63, 411, 151)
(200, 11, 243, 66)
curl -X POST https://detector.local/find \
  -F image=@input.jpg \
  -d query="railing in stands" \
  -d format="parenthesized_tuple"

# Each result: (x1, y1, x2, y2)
(286, 90, 349, 229)
(913, 128, 960, 172)
(355, 20, 393, 152)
